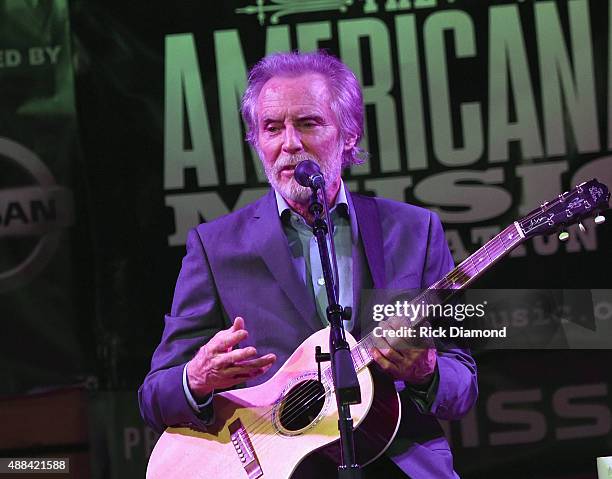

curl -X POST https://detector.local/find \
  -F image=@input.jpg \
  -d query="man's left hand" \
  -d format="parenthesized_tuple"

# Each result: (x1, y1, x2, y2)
(371, 341, 437, 385)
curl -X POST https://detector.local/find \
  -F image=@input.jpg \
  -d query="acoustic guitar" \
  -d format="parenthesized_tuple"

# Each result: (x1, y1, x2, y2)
(147, 179, 609, 479)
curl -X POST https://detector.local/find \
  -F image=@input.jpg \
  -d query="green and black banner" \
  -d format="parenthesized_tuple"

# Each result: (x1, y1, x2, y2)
(0, 0, 89, 393)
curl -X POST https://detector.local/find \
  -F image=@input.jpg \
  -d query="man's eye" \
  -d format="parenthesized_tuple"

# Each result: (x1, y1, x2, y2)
(265, 126, 280, 133)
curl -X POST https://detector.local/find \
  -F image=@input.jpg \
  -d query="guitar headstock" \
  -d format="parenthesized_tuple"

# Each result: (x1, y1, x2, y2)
(518, 179, 610, 239)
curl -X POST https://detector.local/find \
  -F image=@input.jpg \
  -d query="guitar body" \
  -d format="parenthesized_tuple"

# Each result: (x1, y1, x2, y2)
(147, 328, 401, 479)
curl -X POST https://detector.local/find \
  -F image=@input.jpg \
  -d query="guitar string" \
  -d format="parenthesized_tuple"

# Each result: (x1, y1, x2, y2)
(231, 225, 521, 453)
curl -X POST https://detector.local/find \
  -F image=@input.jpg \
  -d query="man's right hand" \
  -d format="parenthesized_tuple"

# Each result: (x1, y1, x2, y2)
(186, 316, 277, 401)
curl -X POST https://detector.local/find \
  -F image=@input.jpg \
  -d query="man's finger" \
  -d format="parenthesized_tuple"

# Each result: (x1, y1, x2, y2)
(234, 353, 276, 369)
(378, 346, 404, 364)
(371, 347, 396, 373)
(220, 352, 275, 372)
(208, 328, 248, 353)
(215, 346, 258, 368)
(226, 317, 247, 352)
(231, 316, 245, 332)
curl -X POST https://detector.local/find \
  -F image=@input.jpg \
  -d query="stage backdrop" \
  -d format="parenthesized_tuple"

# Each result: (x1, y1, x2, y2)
(3, 0, 612, 478)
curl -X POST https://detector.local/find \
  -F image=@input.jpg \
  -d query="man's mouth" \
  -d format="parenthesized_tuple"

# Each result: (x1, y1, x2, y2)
(279, 165, 296, 177)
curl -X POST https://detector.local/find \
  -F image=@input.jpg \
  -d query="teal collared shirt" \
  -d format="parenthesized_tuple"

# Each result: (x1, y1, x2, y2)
(274, 181, 358, 331)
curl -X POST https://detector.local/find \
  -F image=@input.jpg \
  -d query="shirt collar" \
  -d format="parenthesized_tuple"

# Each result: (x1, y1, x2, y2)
(275, 179, 349, 220)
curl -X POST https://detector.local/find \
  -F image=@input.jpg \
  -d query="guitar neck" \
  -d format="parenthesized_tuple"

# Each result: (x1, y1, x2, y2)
(349, 222, 526, 371)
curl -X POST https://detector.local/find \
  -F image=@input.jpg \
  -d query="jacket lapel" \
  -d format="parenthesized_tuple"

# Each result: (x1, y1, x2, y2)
(250, 190, 320, 333)
(351, 194, 386, 289)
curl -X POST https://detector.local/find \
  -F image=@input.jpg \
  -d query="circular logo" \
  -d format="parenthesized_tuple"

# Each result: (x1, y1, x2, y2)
(0, 137, 74, 292)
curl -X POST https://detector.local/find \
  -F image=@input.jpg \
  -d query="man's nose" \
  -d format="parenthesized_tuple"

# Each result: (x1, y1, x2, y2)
(282, 125, 303, 155)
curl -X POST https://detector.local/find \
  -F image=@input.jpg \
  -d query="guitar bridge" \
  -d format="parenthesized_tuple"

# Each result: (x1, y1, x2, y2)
(228, 418, 263, 479)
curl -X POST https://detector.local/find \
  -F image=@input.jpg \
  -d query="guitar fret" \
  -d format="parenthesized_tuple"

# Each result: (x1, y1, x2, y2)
(446, 264, 470, 289)
(356, 345, 364, 364)
(471, 250, 486, 273)
(483, 243, 494, 262)
(484, 236, 505, 263)
(362, 342, 372, 360)
(476, 248, 489, 271)
(438, 270, 455, 289)
(499, 228, 513, 249)
(494, 235, 507, 255)
(457, 264, 473, 285)
(352, 347, 364, 369)
(500, 224, 520, 249)
(361, 337, 374, 360)
(352, 345, 362, 369)
(468, 256, 479, 274)
(362, 342, 373, 363)
(434, 223, 525, 294)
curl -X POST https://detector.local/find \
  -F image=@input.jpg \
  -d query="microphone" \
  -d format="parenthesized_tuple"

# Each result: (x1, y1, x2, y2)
(294, 160, 325, 189)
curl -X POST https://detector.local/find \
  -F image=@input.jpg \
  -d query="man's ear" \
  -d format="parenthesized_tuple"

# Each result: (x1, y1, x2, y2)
(343, 135, 358, 152)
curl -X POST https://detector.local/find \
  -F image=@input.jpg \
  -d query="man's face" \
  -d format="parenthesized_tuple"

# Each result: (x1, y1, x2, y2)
(256, 73, 345, 204)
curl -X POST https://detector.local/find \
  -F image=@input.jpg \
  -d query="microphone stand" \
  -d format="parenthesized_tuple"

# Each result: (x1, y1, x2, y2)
(308, 185, 362, 479)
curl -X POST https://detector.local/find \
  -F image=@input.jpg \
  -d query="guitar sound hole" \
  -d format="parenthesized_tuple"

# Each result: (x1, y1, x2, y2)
(279, 380, 326, 432)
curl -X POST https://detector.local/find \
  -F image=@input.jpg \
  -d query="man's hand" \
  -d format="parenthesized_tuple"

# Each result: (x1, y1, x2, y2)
(186, 317, 276, 401)
(371, 336, 437, 385)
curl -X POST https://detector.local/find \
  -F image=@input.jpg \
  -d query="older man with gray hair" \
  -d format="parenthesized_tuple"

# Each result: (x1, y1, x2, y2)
(140, 50, 477, 478)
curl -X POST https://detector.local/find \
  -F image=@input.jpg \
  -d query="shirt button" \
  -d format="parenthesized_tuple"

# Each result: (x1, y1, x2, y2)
(317, 277, 325, 286)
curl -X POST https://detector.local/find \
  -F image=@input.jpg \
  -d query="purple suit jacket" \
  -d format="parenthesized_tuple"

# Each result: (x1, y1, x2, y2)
(139, 189, 477, 478)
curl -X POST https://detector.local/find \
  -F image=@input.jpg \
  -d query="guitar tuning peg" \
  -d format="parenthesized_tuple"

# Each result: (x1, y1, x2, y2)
(558, 229, 570, 242)
(594, 213, 606, 225)
(578, 222, 586, 232)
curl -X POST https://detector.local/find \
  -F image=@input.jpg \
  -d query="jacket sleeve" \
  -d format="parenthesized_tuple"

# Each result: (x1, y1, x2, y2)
(416, 211, 478, 420)
(138, 227, 226, 433)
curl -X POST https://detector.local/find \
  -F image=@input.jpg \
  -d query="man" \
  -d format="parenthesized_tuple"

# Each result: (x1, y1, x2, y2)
(139, 51, 477, 478)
